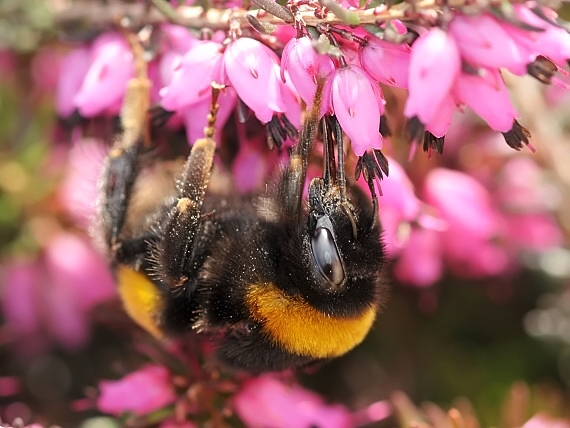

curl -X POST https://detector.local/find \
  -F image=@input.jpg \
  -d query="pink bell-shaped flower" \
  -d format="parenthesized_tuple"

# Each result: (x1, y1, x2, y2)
(74, 32, 135, 117)
(281, 36, 335, 108)
(359, 37, 411, 88)
(56, 46, 91, 117)
(160, 41, 224, 111)
(449, 13, 533, 75)
(234, 375, 352, 428)
(98, 365, 177, 416)
(394, 227, 443, 287)
(223, 37, 287, 124)
(404, 27, 460, 125)
(454, 67, 519, 132)
(330, 65, 384, 156)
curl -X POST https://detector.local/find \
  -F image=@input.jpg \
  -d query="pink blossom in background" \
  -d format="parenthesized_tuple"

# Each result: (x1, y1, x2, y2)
(423, 168, 510, 278)
(31, 46, 65, 95)
(160, 419, 197, 428)
(74, 32, 135, 117)
(522, 414, 570, 428)
(223, 37, 289, 124)
(330, 65, 384, 156)
(0, 233, 115, 350)
(281, 36, 335, 108)
(404, 27, 460, 125)
(234, 375, 352, 428)
(393, 227, 443, 287)
(55, 47, 92, 117)
(58, 138, 108, 227)
(371, 157, 421, 256)
(98, 365, 177, 416)
(232, 136, 282, 192)
(359, 37, 411, 88)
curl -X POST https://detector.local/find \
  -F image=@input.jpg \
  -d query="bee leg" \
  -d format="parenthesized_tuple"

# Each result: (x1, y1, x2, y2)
(154, 137, 216, 289)
(99, 30, 151, 263)
(279, 80, 325, 220)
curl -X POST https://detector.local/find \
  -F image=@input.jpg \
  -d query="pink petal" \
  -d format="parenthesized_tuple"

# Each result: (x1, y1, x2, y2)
(449, 14, 532, 73)
(454, 68, 518, 132)
(182, 87, 237, 145)
(404, 28, 460, 124)
(281, 36, 335, 106)
(224, 37, 286, 123)
(1, 259, 42, 336)
(98, 365, 177, 416)
(234, 375, 352, 428)
(423, 168, 501, 239)
(74, 32, 134, 117)
(56, 46, 91, 117)
(425, 93, 457, 138)
(394, 228, 443, 287)
(331, 65, 383, 156)
(360, 37, 411, 88)
(58, 138, 108, 227)
(160, 41, 224, 111)
(506, 213, 563, 251)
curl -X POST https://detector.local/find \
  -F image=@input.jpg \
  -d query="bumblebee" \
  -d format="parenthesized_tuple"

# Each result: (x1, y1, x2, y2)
(98, 60, 387, 372)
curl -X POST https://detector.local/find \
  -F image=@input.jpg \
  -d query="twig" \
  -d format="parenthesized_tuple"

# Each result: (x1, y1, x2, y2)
(51, 0, 466, 31)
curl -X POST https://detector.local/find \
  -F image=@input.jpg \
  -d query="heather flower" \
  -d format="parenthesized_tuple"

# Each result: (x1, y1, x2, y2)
(394, 228, 443, 287)
(404, 27, 460, 125)
(160, 41, 224, 111)
(281, 36, 335, 107)
(58, 138, 108, 227)
(454, 67, 519, 133)
(449, 13, 533, 75)
(234, 375, 352, 428)
(330, 65, 384, 156)
(233, 135, 282, 192)
(74, 32, 135, 117)
(181, 86, 237, 144)
(1, 233, 115, 350)
(505, 4, 570, 69)
(359, 36, 411, 88)
(97, 365, 177, 416)
(370, 157, 421, 256)
(223, 37, 288, 124)
(423, 168, 510, 278)
(522, 413, 570, 428)
(55, 47, 91, 117)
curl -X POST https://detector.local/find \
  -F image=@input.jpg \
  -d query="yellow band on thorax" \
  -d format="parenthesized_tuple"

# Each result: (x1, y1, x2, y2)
(246, 283, 376, 359)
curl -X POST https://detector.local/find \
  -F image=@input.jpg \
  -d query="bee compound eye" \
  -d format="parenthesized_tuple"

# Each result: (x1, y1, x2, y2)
(310, 227, 345, 286)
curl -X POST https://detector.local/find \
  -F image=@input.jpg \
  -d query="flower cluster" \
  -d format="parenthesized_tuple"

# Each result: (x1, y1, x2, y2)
(56, 1, 570, 161)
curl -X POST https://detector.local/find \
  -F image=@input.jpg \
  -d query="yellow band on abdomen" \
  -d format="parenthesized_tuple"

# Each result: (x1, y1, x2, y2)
(246, 283, 376, 359)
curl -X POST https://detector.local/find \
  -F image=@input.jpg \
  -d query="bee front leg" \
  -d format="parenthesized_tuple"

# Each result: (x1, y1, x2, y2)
(154, 138, 216, 289)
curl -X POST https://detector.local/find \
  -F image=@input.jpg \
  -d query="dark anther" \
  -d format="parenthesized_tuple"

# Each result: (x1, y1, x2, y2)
(527, 55, 558, 85)
(502, 119, 532, 151)
(149, 105, 175, 127)
(355, 149, 389, 183)
(266, 115, 288, 150)
(236, 98, 251, 123)
(423, 132, 445, 154)
(405, 116, 425, 144)
(379, 114, 392, 137)
(279, 114, 300, 142)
